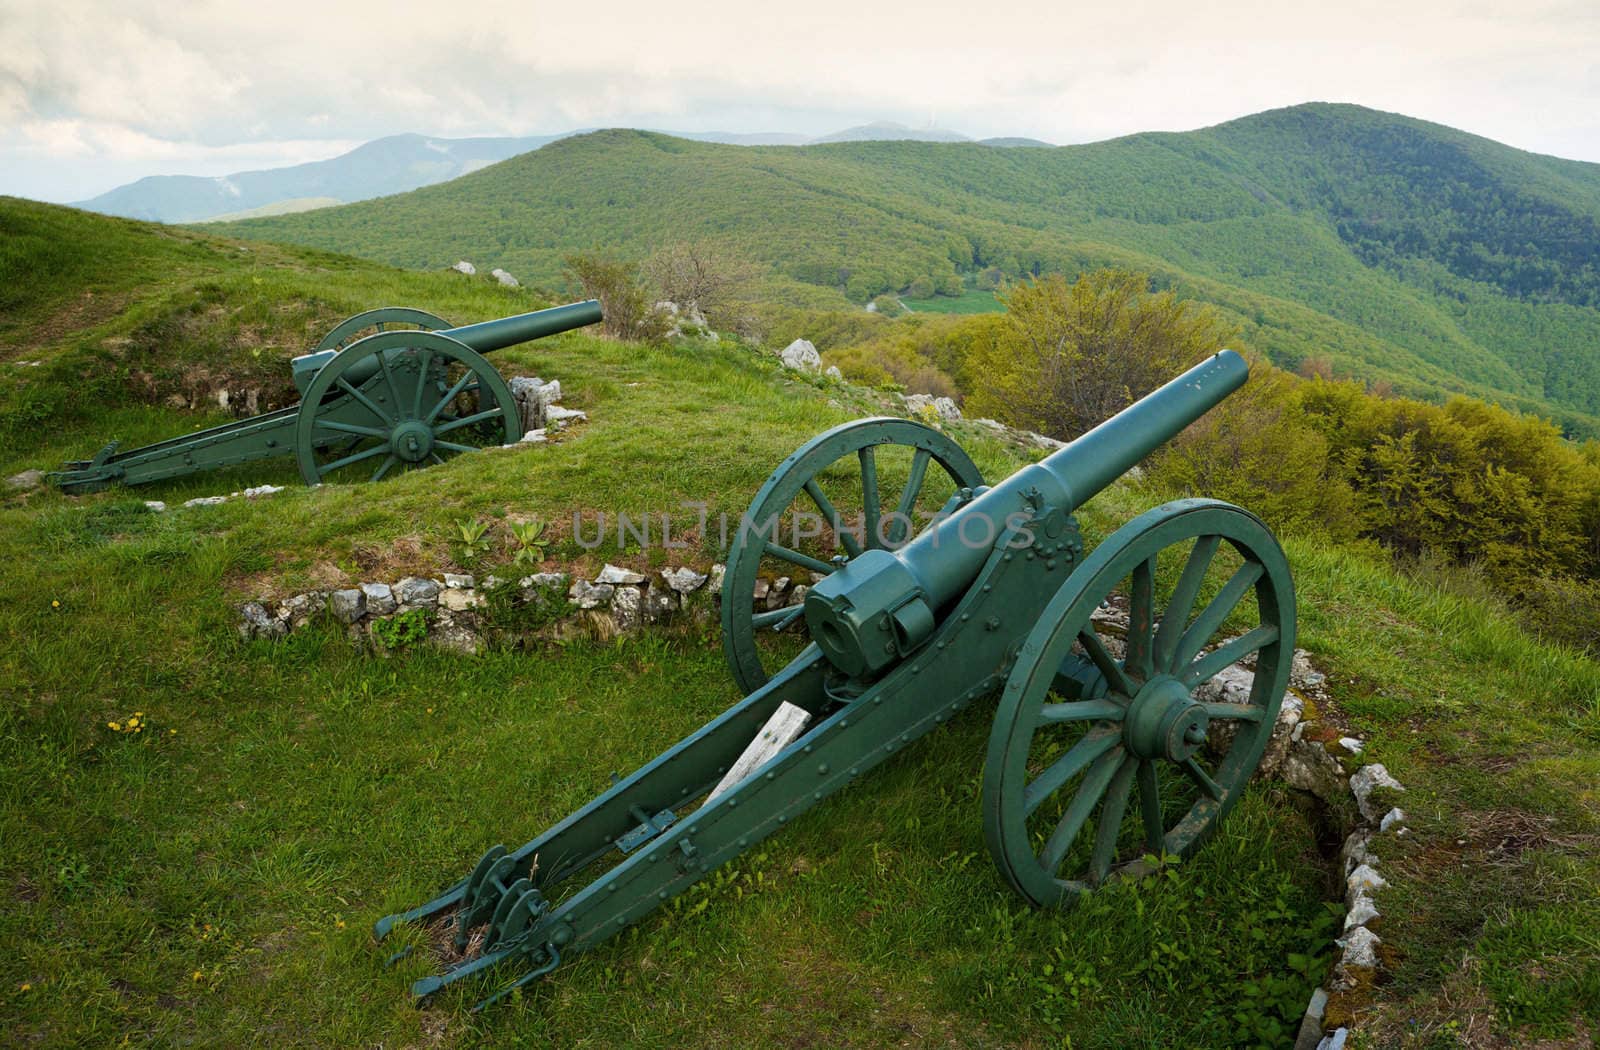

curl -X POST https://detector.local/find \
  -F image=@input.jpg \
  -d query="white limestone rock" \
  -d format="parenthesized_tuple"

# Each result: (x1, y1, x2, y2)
(439, 588, 483, 612)
(1350, 764, 1406, 822)
(452, 260, 476, 275)
(328, 588, 367, 624)
(491, 268, 519, 287)
(1337, 926, 1381, 970)
(611, 586, 643, 630)
(569, 579, 614, 609)
(144, 501, 167, 512)
(395, 577, 441, 607)
(443, 573, 475, 589)
(6, 469, 44, 491)
(660, 567, 708, 595)
(1379, 807, 1407, 833)
(361, 582, 397, 616)
(825, 365, 843, 380)
(780, 339, 822, 373)
(596, 564, 646, 585)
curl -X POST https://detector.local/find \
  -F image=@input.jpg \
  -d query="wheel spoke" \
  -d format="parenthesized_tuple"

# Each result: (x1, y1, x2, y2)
(411, 349, 433, 418)
(1152, 535, 1220, 672)
(859, 447, 880, 547)
(315, 420, 388, 439)
(1202, 702, 1265, 723)
(435, 408, 503, 435)
(763, 540, 836, 577)
(889, 448, 932, 545)
(434, 440, 479, 454)
(1037, 699, 1126, 725)
(1089, 756, 1137, 884)
(426, 370, 476, 424)
(1173, 561, 1265, 671)
(803, 479, 862, 559)
(1024, 727, 1119, 818)
(1181, 624, 1279, 688)
(1124, 556, 1157, 679)
(1078, 629, 1135, 698)
(752, 605, 806, 632)
(371, 454, 399, 482)
(1041, 747, 1124, 872)
(317, 442, 390, 477)
(376, 348, 403, 409)
(1137, 760, 1165, 855)
(337, 378, 396, 426)
(428, 452, 446, 465)
(1182, 757, 1224, 802)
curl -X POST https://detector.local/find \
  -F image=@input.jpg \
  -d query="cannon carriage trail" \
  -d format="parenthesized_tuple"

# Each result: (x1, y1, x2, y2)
(2, 195, 1598, 1048)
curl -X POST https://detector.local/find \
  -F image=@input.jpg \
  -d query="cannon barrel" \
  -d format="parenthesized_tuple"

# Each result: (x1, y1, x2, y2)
(804, 349, 1251, 677)
(291, 299, 603, 394)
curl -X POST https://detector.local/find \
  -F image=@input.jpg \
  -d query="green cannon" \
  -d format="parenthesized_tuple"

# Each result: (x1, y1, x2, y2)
(377, 349, 1295, 1008)
(48, 300, 603, 492)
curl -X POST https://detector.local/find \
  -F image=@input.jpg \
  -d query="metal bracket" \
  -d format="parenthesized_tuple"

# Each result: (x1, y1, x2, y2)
(616, 806, 678, 854)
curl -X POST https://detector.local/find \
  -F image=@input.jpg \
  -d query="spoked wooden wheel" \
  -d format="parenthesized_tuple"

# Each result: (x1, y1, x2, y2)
(315, 307, 452, 352)
(721, 417, 984, 692)
(293, 330, 520, 485)
(983, 499, 1294, 907)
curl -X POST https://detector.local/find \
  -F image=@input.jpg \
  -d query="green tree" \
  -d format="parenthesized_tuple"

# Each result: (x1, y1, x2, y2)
(563, 252, 667, 342)
(965, 269, 1234, 438)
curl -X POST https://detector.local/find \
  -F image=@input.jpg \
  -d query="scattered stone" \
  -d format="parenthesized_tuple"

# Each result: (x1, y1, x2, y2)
(430, 611, 480, 654)
(780, 338, 822, 373)
(1347, 863, 1387, 896)
(184, 496, 227, 508)
(660, 567, 708, 595)
(277, 591, 326, 627)
(569, 579, 615, 609)
(361, 582, 397, 616)
(825, 365, 842, 380)
(787, 583, 809, 608)
(520, 572, 568, 592)
(395, 577, 441, 607)
(241, 484, 284, 499)
(1339, 829, 1375, 877)
(443, 573, 475, 590)
(765, 576, 791, 610)
(144, 501, 167, 512)
(1294, 989, 1329, 1050)
(611, 586, 643, 630)
(751, 578, 771, 602)
(1316, 1027, 1350, 1050)
(643, 587, 678, 624)
(1338, 736, 1364, 755)
(329, 588, 367, 624)
(1349, 763, 1406, 822)
(238, 602, 287, 640)
(1337, 926, 1381, 970)
(452, 260, 476, 275)
(546, 406, 587, 425)
(6, 469, 44, 491)
(708, 563, 726, 594)
(596, 564, 646, 585)
(519, 429, 548, 444)
(1379, 807, 1406, 833)
(932, 397, 962, 421)
(1280, 736, 1347, 802)
(440, 588, 483, 612)
(1022, 430, 1066, 451)
(1344, 892, 1380, 930)
(491, 268, 519, 287)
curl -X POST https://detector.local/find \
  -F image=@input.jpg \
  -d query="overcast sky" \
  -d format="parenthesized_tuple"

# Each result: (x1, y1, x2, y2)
(3, 0, 1598, 202)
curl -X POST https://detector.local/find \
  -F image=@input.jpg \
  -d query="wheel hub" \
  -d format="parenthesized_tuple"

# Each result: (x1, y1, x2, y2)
(390, 419, 436, 463)
(1123, 675, 1209, 762)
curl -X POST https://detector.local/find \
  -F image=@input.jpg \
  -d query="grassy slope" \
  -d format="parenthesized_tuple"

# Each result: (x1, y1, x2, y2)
(2, 204, 1597, 1047)
(209, 104, 1600, 435)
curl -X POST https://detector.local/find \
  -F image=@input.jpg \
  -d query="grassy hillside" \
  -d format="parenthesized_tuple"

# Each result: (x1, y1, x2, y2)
(211, 103, 1600, 437)
(3, 202, 1597, 1047)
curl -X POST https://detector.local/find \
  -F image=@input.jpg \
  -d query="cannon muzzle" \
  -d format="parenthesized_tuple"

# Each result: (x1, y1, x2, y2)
(805, 349, 1250, 677)
(291, 299, 603, 395)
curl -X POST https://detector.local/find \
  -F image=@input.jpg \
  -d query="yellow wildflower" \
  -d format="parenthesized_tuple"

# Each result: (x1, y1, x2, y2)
(19, 982, 30, 992)
(336, 919, 346, 929)
(134, 712, 144, 718)
(192, 971, 204, 982)
(51, 600, 60, 608)
(169, 729, 177, 735)
(108, 722, 121, 731)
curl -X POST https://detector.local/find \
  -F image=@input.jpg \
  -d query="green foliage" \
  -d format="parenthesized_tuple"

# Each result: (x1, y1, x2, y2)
(453, 516, 492, 559)
(563, 251, 667, 342)
(369, 606, 429, 649)
(869, 293, 905, 317)
(509, 517, 548, 566)
(966, 270, 1234, 438)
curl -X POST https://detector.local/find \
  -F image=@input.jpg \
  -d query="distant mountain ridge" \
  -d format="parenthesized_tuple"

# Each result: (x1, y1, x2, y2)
(73, 122, 1037, 224)
(210, 104, 1600, 436)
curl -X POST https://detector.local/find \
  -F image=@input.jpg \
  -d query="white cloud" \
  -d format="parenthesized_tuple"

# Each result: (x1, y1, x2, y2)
(0, 0, 1596, 200)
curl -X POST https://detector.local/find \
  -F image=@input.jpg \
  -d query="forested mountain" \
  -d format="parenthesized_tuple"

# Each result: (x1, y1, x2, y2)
(212, 104, 1600, 434)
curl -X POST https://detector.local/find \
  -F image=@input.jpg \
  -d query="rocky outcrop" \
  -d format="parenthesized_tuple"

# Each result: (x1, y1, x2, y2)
(780, 339, 822, 373)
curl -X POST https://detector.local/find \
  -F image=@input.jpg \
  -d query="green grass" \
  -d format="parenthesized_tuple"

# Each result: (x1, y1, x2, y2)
(3, 201, 1598, 1047)
(903, 288, 1004, 315)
